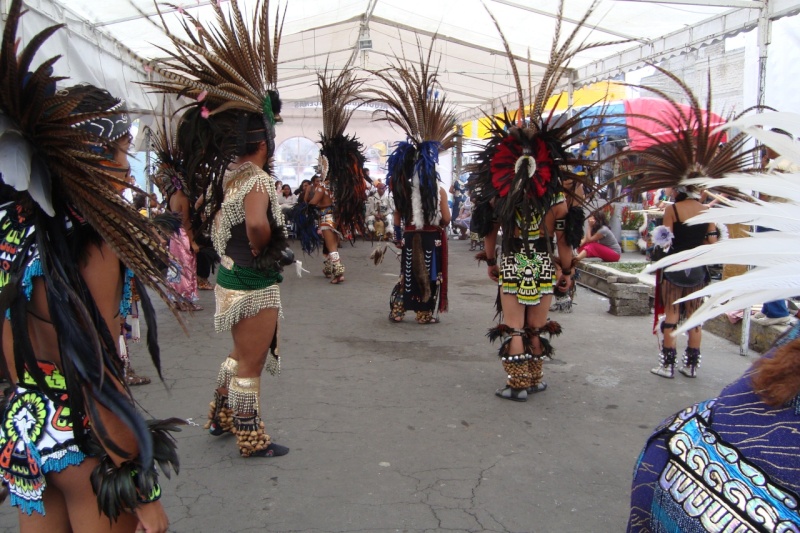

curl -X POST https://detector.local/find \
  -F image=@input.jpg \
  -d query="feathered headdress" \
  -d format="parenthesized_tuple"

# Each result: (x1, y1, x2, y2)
(468, 1, 624, 253)
(0, 0, 182, 484)
(624, 65, 763, 199)
(316, 59, 368, 239)
(145, 0, 286, 224)
(366, 37, 457, 227)
(645, 112, 800, 334)
(150, 109, 188, 198)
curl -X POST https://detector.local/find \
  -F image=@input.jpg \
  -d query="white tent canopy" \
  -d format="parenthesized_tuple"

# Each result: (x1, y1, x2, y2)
(6, 0, 799, 118)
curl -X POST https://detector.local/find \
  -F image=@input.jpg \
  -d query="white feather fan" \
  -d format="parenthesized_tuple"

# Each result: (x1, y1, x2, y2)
(648, 113, 800, 334)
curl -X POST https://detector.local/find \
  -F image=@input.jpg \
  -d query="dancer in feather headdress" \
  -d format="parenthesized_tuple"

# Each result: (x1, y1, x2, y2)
(622, 66, 761, 379)
(628, 114, 800, 532)
(366, 38, 454, 325)
(150, 114, 201, 309)
(305, 60, 367, 284)
(146, 0, 290, 458)
(467, 1, 620, 401)
(0, 0, 183, 528)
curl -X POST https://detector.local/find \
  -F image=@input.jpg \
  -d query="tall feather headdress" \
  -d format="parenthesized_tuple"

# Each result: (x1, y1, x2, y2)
(365, 36, 457, 227)
(624, 65, 763, 198)
(145, 0, 286, 225)
(0, 0, 182, 484)
(645, 112, 800, 334)
(316, 59, 368, 241)
(467, 0, 626, 253)
(150, 106, 188, 199)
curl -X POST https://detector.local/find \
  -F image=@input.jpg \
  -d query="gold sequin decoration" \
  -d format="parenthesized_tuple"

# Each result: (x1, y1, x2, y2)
(214, 282, 282, 332)
(213, 163, 286, 258)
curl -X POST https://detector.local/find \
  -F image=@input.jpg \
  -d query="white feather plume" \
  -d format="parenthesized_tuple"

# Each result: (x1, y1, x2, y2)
(683, 197, 800, 232)
(645, 232, 800, 274)
(717, 111, 800, 164)
(674, 263, 800, 332)
(410, 169, 424, 227)
(684, 173, 800, 204)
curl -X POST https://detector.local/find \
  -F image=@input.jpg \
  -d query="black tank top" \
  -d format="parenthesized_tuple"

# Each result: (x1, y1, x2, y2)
(225, 222, 254, 268)
(671, 203, 708, 253)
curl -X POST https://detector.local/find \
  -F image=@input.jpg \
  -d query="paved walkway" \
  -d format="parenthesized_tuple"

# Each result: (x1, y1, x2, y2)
(0, 239, 757, 532)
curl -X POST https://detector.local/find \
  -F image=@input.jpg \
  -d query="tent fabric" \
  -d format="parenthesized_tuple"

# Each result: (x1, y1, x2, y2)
(576, 103, 628, 140)
(624, 98, 726, 150)
(7, 0, 799, 116)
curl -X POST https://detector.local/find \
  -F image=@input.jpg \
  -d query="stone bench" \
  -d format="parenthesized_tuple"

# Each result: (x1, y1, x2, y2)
(576, 261, 653, 316)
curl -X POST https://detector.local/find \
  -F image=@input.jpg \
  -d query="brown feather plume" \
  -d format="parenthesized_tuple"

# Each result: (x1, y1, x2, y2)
(145, 0, 284, 115)
(316, 58, 369, 237)
(364, 35, 456, 150)
(0, 2, 181, 317)
(623, 65, 763, 198)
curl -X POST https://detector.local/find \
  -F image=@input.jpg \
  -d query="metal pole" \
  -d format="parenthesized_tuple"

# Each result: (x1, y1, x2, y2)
(740, 0, 771, 357)
(144, 126, 153, 218)
(455, 125, 463, 179)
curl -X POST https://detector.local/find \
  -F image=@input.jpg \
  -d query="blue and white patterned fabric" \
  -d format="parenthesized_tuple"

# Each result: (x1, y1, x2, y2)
(628, 322, 800, 532)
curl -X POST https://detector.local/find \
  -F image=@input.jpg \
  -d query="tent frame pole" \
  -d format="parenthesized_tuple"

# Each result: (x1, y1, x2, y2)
(740, 0, 772, 357)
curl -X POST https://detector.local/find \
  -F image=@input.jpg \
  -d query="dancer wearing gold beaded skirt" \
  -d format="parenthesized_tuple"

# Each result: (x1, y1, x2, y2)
(147, 0, 291, 457)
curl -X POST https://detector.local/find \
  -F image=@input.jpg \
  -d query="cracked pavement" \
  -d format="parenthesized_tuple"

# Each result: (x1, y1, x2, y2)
(0, 240, 756, 532)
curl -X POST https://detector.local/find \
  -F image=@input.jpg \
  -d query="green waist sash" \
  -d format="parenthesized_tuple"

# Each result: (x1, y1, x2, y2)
(217, 263, 282, 291)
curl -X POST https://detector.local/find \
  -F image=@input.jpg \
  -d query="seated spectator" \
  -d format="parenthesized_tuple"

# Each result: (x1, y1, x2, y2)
(576, 212, 621, 262)
(278, 183, 297, 214)
(452, 199, 472, 240)
(366, 180, 393, 240)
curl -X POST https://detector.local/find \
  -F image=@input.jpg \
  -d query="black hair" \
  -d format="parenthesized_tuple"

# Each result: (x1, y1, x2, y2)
(133, 193, 147, 210)
(294, 179, 310, 196)
(590, 211, 608, 233)
(237, 112, 269, 157)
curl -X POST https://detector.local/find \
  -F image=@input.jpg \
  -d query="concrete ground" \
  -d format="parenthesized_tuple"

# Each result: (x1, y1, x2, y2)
(0, 240, 757, 532)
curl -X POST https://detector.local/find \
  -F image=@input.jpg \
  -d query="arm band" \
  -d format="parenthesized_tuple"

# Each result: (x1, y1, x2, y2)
(485, 257, 497, 267)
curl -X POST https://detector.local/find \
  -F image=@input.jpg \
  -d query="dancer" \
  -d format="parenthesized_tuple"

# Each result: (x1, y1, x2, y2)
(625, 66, 759, 379)
(0, 2, 181, 529)
(467, 3, 602, 401)
(365, 39, 455, 325)
(151, 114, 202, 310)
(306, 163, 344, 282)
(147, 0, 290, 458)
(629, 113, 800, 531)
(312, 60, 369, 284)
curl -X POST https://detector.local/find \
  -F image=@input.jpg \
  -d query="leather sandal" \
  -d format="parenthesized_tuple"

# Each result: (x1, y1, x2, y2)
(495, 386, 527, 402)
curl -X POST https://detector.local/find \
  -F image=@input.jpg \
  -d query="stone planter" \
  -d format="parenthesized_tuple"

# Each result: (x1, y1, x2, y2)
(576, 261, 653, 316)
